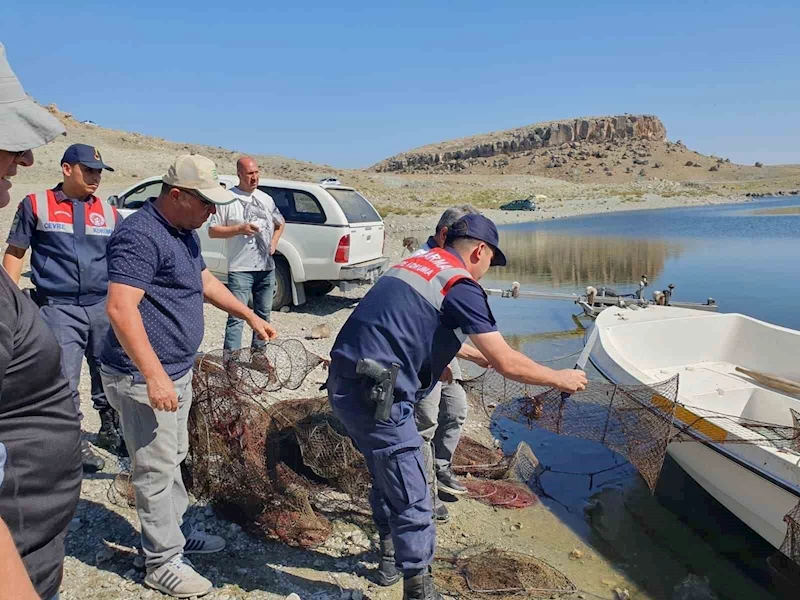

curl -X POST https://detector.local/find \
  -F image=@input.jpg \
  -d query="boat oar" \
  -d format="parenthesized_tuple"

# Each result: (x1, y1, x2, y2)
(735, 366, 800, 395)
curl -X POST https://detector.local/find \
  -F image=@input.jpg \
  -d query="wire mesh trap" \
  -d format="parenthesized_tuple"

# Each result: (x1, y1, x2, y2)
(462, 367, 800, 574)
(434, 548, 576, 598)
(182, 341, 374, 548)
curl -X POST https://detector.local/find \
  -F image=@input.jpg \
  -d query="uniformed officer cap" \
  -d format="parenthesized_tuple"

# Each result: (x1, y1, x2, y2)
(445, 213, 507, 267)
(61, 143, 114, 171)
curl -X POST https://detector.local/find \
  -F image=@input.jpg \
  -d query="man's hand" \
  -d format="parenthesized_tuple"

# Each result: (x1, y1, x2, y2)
(146, 369, 178, 412)
(269, 242, 277, 255)
(554, 369, 588, 394)
(239, 222, 260, 236)
(247, 314, 278, 341)
(440, 365, 454, 384)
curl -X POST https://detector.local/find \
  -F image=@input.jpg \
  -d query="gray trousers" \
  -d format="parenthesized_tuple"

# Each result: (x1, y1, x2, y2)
(415, 381, 468, 505)
(100, 368, 193, 570)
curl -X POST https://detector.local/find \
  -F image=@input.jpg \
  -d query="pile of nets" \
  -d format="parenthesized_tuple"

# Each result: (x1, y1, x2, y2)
(183, 343, 372, 548)
(452, 437, 540, 508)
(434, 548, 576, 598)
(182, 344, 547, 547)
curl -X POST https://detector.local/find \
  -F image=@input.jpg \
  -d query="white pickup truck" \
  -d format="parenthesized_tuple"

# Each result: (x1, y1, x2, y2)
(108, 176, 390, 309)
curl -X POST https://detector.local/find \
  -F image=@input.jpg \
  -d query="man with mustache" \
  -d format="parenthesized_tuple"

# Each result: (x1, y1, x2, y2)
(3, 143, 124, 472)
(208, 156, 285, 358)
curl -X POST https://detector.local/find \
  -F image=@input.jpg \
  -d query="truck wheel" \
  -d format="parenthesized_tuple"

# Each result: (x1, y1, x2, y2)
(304, 282, 335, 297)
(272, 259, 292, 311)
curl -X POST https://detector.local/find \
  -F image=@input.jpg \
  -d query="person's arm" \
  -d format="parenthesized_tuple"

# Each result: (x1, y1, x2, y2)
(106, 282, 178, 411)
(201, 269, 277, 341)
(270, 219, 285, 255)
(0, 517, 38, 600)
(456, 342, 490, 368)
(1, 246, 26, 285)
(469, 331, 586, 392)
(442, 281, 586, 393)
(208, 222, 259, 239)
(2, 198, 36, 285)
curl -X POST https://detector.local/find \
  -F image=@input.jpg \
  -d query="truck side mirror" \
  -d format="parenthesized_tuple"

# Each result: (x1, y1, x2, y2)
(107, 195, 119, 207)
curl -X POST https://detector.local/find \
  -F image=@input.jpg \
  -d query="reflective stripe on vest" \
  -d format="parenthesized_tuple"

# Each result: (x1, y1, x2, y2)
(383, 248, 473, 341)
(31, 190, 116, 236)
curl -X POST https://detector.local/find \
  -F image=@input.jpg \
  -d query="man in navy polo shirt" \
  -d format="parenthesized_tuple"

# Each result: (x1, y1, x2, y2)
(100, 154, 276, 599)
(327, 214, 587, 600)
(3, 143, 124, 472)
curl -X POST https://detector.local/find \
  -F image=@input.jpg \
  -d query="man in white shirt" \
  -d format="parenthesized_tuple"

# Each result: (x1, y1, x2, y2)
(209, 157, 285, 354)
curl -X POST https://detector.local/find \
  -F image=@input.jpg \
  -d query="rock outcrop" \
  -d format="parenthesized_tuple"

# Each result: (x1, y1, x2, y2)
(373, 115, 666, 173)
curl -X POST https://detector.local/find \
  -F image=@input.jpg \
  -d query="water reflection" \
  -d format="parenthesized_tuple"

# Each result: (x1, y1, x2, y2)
(493, 230, 685, 287)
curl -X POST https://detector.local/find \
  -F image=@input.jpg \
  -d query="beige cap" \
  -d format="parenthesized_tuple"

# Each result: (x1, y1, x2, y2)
(162, 154, 236, 205)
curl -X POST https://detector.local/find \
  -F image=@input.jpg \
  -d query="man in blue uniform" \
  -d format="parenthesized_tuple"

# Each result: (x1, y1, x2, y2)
(327, 213, 587, 599)
(3, 143, 123, 472)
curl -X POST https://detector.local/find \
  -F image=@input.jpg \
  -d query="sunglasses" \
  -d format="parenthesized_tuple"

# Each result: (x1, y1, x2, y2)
(178, 187, 214, 207)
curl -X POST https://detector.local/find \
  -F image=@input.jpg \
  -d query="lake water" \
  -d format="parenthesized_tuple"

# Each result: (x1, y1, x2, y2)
(477, 198, 799, 599)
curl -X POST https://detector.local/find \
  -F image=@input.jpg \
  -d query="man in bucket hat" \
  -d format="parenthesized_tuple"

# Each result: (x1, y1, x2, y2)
(0, 42, 82, 600)
(3, 141, 125, 471)
(326, 213, 586, 599)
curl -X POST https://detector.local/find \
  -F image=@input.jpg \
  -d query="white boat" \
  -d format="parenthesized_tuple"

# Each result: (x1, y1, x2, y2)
(588, 305, 800, 550)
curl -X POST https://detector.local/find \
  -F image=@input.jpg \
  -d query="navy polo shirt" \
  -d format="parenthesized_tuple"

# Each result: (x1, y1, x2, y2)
(330, 249, 497, 405)
(6, 184, 119, 305)
(101, 199, 206, 382)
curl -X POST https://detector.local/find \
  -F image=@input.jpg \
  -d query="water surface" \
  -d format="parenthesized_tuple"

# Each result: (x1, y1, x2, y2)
(478, 198, 800, 599)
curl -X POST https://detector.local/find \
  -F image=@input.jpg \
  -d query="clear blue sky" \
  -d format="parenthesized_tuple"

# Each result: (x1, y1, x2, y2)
(4, 1, 799, 168)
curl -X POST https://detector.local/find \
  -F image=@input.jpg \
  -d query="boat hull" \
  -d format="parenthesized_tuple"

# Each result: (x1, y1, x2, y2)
(666, 441, 795, 549)
(588, 307, 800, 551)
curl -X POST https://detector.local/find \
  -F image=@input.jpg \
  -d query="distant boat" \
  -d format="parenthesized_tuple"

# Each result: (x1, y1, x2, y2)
(589, 306, 800, 550)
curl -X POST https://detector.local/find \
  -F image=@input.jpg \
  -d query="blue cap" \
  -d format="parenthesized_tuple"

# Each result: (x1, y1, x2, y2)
(445, 213, 507, 267)
(60, 143, 114, 171)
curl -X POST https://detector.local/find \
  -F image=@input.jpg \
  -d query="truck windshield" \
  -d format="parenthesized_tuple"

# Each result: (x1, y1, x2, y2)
(327, 189, 381, 224)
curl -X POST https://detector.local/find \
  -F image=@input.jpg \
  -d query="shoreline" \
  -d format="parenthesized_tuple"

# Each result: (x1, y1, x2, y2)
(381, 192, 755, 236)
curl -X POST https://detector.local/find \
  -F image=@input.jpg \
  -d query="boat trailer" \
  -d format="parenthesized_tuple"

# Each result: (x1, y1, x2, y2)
(482, 276, 718, 319)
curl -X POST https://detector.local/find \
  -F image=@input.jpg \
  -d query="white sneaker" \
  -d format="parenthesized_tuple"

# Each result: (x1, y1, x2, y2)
(184, 530, 226, 554)
(144, 555, 212, 598)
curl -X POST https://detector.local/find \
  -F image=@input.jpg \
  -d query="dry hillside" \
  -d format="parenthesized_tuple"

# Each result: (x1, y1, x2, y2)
(14, 106, 800, 222)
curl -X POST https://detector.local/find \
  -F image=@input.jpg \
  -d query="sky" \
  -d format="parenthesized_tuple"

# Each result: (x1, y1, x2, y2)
(4, 1, 799, 169)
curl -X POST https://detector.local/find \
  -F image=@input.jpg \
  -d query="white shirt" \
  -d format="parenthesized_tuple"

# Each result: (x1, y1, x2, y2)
(210, 187, 285, 272)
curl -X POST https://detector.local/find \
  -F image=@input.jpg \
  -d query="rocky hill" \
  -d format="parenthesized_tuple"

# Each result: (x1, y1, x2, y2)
(374, 115, 666, 171)
(371, 114, 800, 188)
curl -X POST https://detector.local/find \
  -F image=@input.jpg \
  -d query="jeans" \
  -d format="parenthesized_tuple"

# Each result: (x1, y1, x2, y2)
(223, 270, 275, 351)
(100, 368, 193, 571)
(39, 301, 111, 419)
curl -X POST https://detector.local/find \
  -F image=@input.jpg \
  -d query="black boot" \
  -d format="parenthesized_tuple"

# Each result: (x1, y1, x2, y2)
(81, 439, 105, 473)
(403, 568, 442, 600)
(96, 408, 125, 457)
(112, 409, 129, 458)
(375, 535, 401, 586)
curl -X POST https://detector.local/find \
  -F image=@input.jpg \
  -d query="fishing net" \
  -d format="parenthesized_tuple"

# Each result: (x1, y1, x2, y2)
(434, 548, 576, 598)
(463, 367, 800, 579)
(181, 342, 372, 549)
(464, 369, 800, 491)
(452, 438, 541, 508)
(463, 369, 680, 491)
